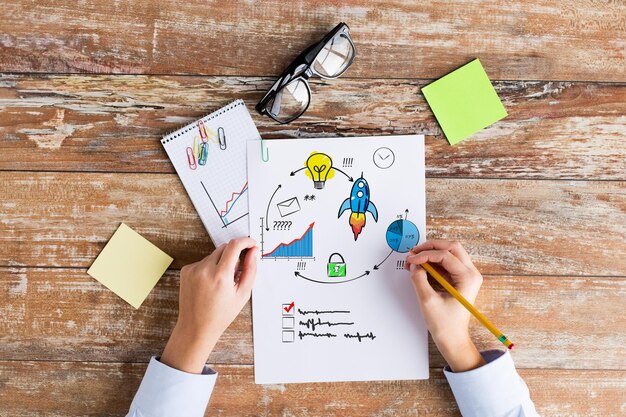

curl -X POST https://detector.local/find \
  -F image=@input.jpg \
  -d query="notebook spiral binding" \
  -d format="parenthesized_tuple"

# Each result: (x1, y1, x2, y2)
(161, 99, 245, 144)
(161, 99, 268, 162)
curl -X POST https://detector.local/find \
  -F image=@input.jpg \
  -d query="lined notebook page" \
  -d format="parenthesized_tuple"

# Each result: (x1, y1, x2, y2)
(161, 100, 260, 246)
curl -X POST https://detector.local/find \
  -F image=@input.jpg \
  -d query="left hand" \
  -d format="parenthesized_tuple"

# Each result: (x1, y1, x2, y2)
(161, 237, 259, 373)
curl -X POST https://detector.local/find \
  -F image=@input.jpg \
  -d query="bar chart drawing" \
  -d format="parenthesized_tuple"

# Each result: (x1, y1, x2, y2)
(263, 223, 314, 259)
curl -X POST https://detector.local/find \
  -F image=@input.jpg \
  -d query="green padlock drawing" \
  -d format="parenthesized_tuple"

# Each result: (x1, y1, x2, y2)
(327, 253, 347, 277)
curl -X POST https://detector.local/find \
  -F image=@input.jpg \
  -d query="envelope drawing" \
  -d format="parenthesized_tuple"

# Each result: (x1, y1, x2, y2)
(277, 197, 301, 217)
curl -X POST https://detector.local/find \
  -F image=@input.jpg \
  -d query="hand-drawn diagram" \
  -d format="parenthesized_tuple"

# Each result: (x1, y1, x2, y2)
(373, 147, 395, 169)
(200, 180, 248, 227)
(248, 136, 428, 384)
(291, 152, 354, 189)
(262, 223, 314, 259)
(337, 174, 379, 240)
(282, 301, 295, 343)
(277, 197, 301, 217)
(326, 253, 347, 277)
(305, 152, 334, 189)
(386, 217, 420, 253)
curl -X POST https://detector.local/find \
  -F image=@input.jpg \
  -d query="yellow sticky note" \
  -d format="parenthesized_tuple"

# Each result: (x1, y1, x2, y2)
(87, 223, 173, 309)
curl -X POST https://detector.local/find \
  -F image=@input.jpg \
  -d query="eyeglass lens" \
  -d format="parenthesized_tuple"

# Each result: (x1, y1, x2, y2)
(265, 28, 355, 122)
(266, 78, 310, 123)
(313, 33, 354, 78)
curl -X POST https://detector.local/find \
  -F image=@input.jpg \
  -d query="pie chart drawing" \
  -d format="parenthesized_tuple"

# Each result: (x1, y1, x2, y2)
(386, 219, 420, 253)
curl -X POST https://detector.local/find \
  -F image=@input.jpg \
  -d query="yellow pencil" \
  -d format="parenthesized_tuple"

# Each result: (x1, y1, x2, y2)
(419, 261, 515, 350)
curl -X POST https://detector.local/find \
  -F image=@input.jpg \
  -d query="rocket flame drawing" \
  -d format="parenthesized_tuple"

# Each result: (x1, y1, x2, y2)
(338, 174, 378, 240)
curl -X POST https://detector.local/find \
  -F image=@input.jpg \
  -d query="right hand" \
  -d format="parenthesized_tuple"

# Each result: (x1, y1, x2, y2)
(405, 240, 486, 372)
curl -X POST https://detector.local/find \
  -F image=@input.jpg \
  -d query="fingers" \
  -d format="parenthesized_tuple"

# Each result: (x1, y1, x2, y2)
(411, 240, 474, 269)
(207, 243, 227, 264)
(406, 249, 470, 278)
(409, 263, 438, 302)
(217, 237, 258, 276)
(236, 246, 259, 296)
(406, 247, 483, 302)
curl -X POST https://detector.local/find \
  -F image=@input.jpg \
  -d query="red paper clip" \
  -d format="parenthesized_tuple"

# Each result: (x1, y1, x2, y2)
(186, 147, 197, 170)
(198, 120, 209, 143)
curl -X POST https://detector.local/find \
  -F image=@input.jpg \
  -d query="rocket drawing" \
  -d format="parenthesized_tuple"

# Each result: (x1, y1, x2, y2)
(338, 174, 378, 240)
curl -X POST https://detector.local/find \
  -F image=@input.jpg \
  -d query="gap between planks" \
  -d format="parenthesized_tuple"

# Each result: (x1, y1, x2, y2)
(2, 72, 626, 85)
(2, 265, 626, 278)
(0, 358, 624, 373)
(0, 170, 624, 183)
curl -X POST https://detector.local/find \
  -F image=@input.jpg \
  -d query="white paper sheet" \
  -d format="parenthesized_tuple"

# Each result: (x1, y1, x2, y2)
(247, 135, 429, 384)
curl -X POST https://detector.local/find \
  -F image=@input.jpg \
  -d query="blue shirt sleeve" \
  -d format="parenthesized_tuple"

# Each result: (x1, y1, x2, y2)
(444, 350, 539, 417)
(126, 357, 217, 417)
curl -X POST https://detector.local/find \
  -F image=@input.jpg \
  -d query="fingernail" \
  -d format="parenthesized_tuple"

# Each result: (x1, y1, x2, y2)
(409, 263, 417, 272)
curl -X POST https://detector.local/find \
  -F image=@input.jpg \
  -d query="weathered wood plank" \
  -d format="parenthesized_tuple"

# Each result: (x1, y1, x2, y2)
(0, 361, 624, 417)
(1, 0, 624, 81)
(1, 172, 624, 275)
(0, 267, 624, 370)
(1, 75, 625, 179)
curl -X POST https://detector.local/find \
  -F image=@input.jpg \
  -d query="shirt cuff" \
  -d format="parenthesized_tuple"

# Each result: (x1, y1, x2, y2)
(128, 357, 217, 417)
(443, 350, 529, 417)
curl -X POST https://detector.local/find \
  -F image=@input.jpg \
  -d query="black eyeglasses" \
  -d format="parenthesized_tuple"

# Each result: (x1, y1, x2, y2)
(255, 22, 356, 124)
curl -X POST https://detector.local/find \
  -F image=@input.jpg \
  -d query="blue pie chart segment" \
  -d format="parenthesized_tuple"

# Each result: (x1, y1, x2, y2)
(386, 219, 420, 253)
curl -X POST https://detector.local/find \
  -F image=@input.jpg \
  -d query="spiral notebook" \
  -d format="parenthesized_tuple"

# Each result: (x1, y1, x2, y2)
(161, 100, 261, 246)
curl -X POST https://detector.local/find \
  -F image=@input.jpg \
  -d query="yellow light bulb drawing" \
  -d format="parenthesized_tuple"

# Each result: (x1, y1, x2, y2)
(305, 152, 334, 189)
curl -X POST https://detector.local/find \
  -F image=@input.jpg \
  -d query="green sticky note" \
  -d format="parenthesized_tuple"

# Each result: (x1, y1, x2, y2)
(422, 59, 507, 145)
(87, 223, 173, 309)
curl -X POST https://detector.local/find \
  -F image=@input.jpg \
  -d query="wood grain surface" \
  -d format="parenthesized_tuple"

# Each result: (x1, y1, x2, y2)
(1, 0, 624, 81)
(1, 0, 625, 415)
(1, 75, 625, 179)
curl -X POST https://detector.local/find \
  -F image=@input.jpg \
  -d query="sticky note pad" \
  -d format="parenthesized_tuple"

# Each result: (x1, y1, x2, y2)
(422, 59, 507, 145)
(87, 223, 173, 309)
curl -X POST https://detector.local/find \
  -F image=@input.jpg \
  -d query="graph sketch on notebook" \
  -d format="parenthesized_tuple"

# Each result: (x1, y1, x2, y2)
(162, 100, 260, 246)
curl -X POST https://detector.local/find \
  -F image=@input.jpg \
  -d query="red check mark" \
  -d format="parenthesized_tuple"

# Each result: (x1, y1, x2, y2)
(283, 302, 295, 313)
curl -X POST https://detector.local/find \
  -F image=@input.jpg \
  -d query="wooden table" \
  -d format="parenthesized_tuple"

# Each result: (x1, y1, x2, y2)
(1, 1, 625, 415)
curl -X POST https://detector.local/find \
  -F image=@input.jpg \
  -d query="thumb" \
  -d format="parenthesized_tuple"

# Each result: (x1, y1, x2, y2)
(409, 263, 437, 303)
(236, 247, 258, 297)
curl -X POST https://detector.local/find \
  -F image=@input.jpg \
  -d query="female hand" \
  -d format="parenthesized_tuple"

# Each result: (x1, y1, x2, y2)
(161, 237, 259, 373)
(405, 240, 486, 372)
